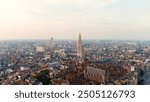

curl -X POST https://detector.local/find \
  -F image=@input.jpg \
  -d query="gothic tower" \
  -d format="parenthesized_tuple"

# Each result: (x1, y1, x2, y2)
(77, 33, 84, 59)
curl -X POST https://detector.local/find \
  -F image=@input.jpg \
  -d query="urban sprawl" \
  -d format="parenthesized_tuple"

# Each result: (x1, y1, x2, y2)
(0, 33, 150, 85)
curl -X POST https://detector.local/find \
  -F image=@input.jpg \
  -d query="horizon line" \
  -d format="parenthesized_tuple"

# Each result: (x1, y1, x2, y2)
(0, 38, 150, 41)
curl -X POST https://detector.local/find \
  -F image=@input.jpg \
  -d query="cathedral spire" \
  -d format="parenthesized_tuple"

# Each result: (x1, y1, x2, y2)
(77, 32, 84, 59)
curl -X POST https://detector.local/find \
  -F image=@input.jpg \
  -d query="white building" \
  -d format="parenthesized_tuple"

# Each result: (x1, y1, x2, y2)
(36, 46, 45, 52)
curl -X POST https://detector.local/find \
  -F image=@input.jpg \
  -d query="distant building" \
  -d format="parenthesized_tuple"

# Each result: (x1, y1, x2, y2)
(49, 37, 55, 52)
(77, 33, 84, 59)
(20, 66, 30, 71)
(36, 46, 45, 52)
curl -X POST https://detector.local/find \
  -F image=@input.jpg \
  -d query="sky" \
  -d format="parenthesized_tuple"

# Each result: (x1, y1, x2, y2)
(0, 0, 150, 40)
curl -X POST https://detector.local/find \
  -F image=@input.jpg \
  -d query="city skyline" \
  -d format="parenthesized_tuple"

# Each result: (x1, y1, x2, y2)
(0, 37, 149, 85)
(0, 0, 150, 40)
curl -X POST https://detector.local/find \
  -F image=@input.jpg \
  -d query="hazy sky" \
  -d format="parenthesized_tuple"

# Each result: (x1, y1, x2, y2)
(0, 0, 150, 40)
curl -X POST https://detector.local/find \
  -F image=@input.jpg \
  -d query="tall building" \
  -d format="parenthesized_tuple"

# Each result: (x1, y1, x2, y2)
(49, 37, 55, 52)
(77, 33, 84, 59)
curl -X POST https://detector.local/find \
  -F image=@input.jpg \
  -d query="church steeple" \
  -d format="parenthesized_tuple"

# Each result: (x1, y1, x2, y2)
(77, 32, 84, 59)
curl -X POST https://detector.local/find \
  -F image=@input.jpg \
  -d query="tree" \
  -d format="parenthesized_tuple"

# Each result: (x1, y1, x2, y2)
(36, 70, 51, 85)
